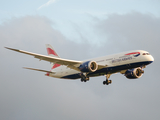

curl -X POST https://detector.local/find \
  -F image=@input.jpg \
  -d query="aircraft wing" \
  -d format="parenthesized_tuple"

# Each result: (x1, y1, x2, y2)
(5, 47, 108, 71)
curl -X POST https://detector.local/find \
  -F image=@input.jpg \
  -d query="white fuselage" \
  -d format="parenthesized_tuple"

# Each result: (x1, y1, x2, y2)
(48, 50, 154, 79)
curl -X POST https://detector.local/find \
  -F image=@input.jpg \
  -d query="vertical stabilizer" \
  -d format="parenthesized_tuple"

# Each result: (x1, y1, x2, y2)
(46, 44, 61, 69)
(46, 44, 59, 58)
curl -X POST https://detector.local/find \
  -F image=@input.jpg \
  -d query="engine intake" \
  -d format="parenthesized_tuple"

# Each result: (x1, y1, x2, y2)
(125, 67, 144, 79)
(79, 61, 98, 72)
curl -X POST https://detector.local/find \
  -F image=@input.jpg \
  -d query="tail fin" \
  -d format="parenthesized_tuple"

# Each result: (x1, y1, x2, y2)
(46, 44, 61, 69)
(46, 44, 59, 57)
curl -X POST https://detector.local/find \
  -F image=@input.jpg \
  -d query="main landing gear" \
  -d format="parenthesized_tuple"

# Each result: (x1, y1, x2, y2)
(80, 73, 89, 82)
(81, 77, 89, 82)
(103, 74, 112, 85)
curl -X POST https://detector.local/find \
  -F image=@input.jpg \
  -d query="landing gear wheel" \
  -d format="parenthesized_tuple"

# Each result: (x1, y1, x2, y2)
(81, 78, 84, 82)
(81, 78, 87, 82)
(103, 81, 106, 85)
(108, 80, 112, 84)
(103, 80, 112, 85)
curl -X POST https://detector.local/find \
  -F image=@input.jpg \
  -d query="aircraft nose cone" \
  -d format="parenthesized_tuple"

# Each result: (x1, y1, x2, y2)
(150, 55, 154, 62)
(147, 55, 154, 64)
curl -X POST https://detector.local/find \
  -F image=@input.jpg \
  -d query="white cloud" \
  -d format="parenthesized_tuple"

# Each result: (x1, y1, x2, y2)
(37, 0, 57, 10)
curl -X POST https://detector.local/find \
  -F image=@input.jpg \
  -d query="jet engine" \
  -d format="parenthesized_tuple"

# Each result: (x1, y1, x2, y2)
(79, 61, 98, 72)
(125, 67, 144, 79)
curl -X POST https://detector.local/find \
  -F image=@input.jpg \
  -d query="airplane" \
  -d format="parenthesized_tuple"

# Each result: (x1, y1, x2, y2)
(5, 44, 154, 85)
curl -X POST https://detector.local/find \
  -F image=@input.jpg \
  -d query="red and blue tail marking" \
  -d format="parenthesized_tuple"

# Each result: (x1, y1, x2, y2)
(46, 44, 61, 70)
(47, 47, 59, 56)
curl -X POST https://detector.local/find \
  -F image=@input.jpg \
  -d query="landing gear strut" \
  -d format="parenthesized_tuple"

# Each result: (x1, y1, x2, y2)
(103, 74, 112, 85)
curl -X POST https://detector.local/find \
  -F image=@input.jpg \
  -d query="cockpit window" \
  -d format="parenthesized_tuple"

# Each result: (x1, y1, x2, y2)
(143, 53, 150, 55)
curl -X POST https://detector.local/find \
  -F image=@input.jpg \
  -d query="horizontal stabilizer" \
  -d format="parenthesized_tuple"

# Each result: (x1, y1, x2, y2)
(23, 67, 55, 74)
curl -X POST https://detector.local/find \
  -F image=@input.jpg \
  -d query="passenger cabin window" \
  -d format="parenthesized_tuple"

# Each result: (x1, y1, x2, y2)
(143, 53, 150, 55)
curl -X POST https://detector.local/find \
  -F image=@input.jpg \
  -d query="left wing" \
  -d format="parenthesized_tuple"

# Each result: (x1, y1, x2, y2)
(5, 47, 82, 67)
(5, 47, 107, 71)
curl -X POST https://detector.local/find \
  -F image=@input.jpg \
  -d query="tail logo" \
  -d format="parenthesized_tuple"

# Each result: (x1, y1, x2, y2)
(47, 48, 58, 56)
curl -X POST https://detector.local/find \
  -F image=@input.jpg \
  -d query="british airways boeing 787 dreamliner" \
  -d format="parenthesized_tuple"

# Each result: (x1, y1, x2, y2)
(5, 44, 154, 85)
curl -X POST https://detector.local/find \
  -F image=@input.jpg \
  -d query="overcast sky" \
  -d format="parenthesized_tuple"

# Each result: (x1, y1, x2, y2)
(0, 0, 160, 120)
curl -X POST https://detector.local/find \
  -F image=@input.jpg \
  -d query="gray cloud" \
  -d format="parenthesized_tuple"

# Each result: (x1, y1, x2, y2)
(96, 12, 160, 51)
(0, 13, 160, 120)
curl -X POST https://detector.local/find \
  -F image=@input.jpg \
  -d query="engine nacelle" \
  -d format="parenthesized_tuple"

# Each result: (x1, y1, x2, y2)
(79, 61, 98, 72)
(125, 67, 144, 79)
